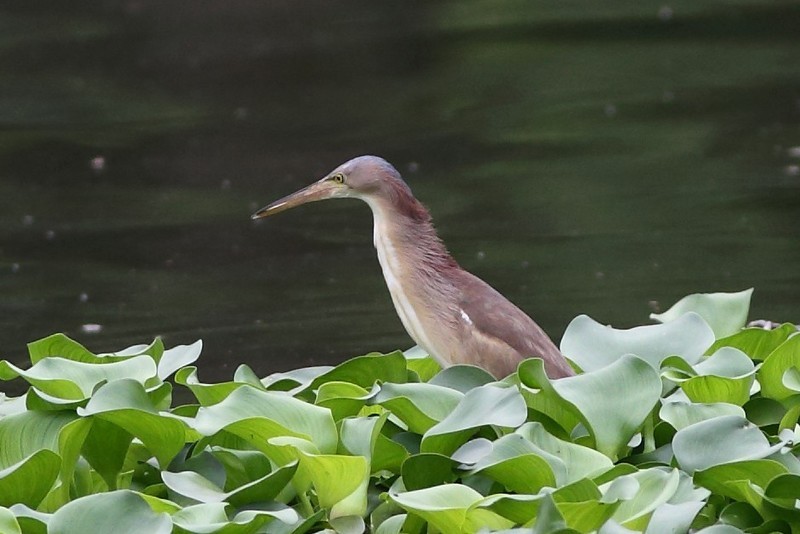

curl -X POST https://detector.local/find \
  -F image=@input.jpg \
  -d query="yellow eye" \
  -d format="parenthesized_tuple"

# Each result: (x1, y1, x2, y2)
(330, 173, 345, 184)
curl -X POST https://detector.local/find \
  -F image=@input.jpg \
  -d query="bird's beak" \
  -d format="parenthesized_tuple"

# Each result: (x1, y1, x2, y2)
(251, 179, 339, 219)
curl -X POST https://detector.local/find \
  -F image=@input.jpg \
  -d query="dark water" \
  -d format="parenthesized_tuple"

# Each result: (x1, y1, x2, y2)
(2, 1, 799, 393)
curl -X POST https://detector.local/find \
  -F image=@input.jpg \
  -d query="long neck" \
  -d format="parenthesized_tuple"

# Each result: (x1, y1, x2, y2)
(363, 194, 458, 276)
(362, 193, 459, 355)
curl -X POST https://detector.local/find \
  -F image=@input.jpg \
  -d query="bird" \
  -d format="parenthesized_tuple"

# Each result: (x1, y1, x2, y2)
(251, 156, 574, 379)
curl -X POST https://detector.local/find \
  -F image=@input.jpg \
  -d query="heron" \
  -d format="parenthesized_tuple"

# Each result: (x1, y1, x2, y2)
(252, 156, 574, 379)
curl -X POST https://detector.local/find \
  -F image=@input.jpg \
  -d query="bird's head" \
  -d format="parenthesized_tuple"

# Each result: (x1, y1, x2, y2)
(251, 155, 404, 219)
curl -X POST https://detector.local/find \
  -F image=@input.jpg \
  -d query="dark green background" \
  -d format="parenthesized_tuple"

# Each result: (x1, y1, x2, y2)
(1, 1, 798, 389)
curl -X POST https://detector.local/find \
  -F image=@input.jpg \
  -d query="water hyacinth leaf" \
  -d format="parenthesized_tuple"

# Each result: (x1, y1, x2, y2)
(404, 346, 441, 382)
(0, 450, 60, 508)
(175, 367, 250, 406)
(0, 410, 87, 476)
(78, 379, 188, 468)
(329, 515, 366, 534)
(373, 513, 406, 534)
(79, 417, 132, 490)
(561, 313, 714, 372)
(48, 491, 171, 534)
(157, 340, 202, 380)
(644, 501, 705, 534)
(694, 460, 787, 502)
(602, 468, 681, 529)
(650, 289, 753, 339)
(758, 334, 800, 401)
(170, 502, 299, 533)
(476, 492, 545, 526)
(680, 347, 755, 406)
(389, 484, 514, 534)
(428, 365, 495, 393)
(297, 451, 369, 518)
(466, 433, 558, 493)
(261, 366, 333, 394)
(337, 414, 406, 473)
(672, 415, 786, 474)
(0, 507, 20, 534)
(717, 501, 762, 530)
(8, 505, 49, 534)
(659, 402, 745, 431)
(372, 382, 463, 434)
(681, 375, 752, 407)
(401, 453, 457, 490)
(708, 323, 797, 361)
(192, 386, 338, 455)
(0, 355, 158, 400)
(316, 381, 372, 420)
(421, 384, 527, 455)
(520, 355, 661, 460)
(310, 351, 408, 390)
(28, 334, 166, 366)
(516, 422, 614, 483)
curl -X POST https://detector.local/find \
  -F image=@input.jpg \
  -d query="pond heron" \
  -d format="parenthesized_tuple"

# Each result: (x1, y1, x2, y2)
(252, 156, 574, 379)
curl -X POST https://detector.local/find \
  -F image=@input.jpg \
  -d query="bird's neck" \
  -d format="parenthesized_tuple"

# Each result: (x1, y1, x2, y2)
(363, 196, 458, 276)
(362, 194, 458, 356)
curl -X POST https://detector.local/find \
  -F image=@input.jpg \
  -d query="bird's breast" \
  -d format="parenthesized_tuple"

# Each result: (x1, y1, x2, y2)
(369, 215, 445, 363)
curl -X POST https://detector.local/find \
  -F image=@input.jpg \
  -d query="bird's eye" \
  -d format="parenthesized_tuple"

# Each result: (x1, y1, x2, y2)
(330, 173, 345, 184)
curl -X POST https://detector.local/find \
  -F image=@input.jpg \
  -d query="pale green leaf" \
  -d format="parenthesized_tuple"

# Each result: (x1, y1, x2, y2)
(421, 384, 527, 455)
(673, 415, 786, 474)
(561, 312, 714, 372)
(48, 491, 171, 534)
(650, 289, 753, 338)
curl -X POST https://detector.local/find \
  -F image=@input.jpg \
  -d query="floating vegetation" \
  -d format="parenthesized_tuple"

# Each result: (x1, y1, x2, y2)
(0, 289, 798, 532)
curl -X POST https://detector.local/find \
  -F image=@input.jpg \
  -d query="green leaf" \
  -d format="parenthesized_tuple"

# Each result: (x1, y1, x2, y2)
(650, 289, 753, 338)
(659, 402, 745, 431)
(708, 323, 797, 361)
(171, 502, 299, 533)
(372, 382, 463, 434)
(297, 451, 369, 518)
(0, 355, 158, 400)
(602, 468, 682, 529)
(428, 365, 495, 392)
(672, 416, 786, 474)
(78, 379, 188, 468)
(561, 312, 714, 372)
(421, 384, 527, 455)
(520, 355, 661, 460)
(389, 484, 514, 534)
(192, 386, 338, 457)
(48, 491, 171, 534)
(0, 410, 91, 507)
(157, 340, 202, 380)
(310, 351, 408, 390)
(401, 453, 457, 490)
(757, 334, 800, 402)
(694, 460, 787, 502)
(162, 462, 297, 506)
(0, 507, 21, 534)
(515, 422, 614, 483)
(0, 450, 60, 508)
(175, 366, 250, 406)
(316, 381, 371, 421)
(678, 348, 756, 406)
(466, 433, 557, 493)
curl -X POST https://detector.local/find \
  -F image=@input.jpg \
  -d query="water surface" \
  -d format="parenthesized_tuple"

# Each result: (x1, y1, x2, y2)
(1, 1, 799, 394)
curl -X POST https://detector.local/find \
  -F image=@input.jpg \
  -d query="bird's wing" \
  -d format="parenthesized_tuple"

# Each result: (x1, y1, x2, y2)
(455, 270, 573, 377)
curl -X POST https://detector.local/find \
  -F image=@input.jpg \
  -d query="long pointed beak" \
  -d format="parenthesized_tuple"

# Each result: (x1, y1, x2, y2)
(251, 179, 339, 219)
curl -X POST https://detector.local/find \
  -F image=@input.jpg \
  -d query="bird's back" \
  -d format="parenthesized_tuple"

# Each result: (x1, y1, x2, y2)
(453, 269, 574, 379)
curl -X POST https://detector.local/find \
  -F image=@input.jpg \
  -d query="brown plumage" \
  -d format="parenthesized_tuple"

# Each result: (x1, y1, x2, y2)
(252, 155, 574, 379)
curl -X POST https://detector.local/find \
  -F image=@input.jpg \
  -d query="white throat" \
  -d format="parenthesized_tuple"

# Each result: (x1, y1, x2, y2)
(362, 197, 438, 358)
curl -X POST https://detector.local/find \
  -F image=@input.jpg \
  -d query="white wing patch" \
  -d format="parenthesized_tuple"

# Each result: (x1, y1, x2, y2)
(459, 308, 474, 326)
